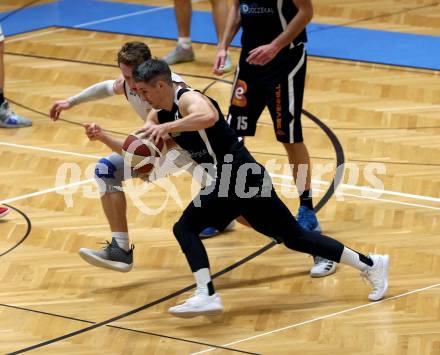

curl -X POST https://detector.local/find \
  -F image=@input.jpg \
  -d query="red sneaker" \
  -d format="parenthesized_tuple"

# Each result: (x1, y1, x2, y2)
(0, 206, 10, 218)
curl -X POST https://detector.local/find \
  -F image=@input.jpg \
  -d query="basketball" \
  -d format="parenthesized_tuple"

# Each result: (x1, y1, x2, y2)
(121, 133, 166, 174)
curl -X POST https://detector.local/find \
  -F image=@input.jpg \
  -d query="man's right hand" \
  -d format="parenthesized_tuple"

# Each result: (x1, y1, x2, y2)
(213, 48, 228, 76)
(50, 100, 71, 121)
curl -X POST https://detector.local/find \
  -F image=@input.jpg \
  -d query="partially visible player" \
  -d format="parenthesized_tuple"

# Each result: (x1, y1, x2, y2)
(0, 24, 32, 128)
(50, 42, 233, 273)
(213, 0, 336, 277)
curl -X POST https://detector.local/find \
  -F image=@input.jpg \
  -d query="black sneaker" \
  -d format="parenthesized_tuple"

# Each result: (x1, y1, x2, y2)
(79, 239, 134, 272)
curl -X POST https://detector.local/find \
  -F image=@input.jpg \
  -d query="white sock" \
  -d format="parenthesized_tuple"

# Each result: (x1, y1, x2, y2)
(178, 37, 192, 49)
(194, 268, 213, 296)
(112, 232, 129, 251)
(340, 247, 372, 272)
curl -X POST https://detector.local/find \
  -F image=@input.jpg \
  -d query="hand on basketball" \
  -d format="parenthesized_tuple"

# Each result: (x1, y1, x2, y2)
(246, 43, 280, 66)
(213, 48, 228, 76)
(49, 100, 71, 121)
(84, 123, 104, 141)
(141, 123, 170, 145)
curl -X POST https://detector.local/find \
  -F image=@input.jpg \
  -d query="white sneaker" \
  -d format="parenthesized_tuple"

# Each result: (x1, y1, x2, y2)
(222, 53, 233, 73)
(310, 256, 336, 278)
(163, 44, 195, 65)
(169, 292, 223, 318)
(361, 254, 389, 301)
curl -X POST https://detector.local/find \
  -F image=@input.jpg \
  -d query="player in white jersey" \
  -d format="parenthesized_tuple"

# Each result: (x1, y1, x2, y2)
(50, 42, 233, 272)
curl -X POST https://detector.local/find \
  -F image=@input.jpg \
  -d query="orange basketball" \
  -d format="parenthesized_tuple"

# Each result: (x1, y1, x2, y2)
(122, 134, 166, 174)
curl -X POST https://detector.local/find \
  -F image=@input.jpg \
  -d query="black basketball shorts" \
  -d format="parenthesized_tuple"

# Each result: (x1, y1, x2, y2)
(227, 45, 307, 143)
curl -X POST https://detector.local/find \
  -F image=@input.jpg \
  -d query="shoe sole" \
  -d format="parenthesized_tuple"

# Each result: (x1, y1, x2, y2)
(165, 57, 195, 65)
(78, 249, 133, 273)
(0, 209, 10, 218)
(0, 122, 32, 128)
(169, 309, 223, 318)
(310, 262, 337, 278)
(369, 254, 389, 301)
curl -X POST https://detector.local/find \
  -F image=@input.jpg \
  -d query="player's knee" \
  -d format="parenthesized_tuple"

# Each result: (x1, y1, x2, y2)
(173, 220, 192, 251)
(95, 157, 117, 179)
(94, 157, 123, 193)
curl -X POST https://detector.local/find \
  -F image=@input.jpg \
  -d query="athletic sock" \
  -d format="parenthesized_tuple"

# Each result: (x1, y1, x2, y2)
(194, 268, 215, 296)
(299, 189, 314, 210)
(178, 37, 192, 50)
(112, 232, 130, 252)
(340, 247, 373, 271)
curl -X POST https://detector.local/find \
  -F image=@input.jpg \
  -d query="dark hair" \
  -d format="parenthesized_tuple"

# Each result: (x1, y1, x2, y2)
(133, 59, 173, 86)
(117, 42, 152, 67)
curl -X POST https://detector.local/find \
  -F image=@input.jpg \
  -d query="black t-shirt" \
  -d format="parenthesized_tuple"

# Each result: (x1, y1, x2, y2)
(157, 88, 243, 167)
(239, 0, 307, 57)
(158, 87, 272, 195)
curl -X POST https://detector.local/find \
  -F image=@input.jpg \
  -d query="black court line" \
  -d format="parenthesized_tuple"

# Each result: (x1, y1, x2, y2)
(251, 150, 440, 168)
(4, 50, 234, 85)
(0, 0, 41, 22)
(308, 2, 440, 35)
(302, 110, 344, 212)
(8, 242, 275, 355)
(0, 204, 32, 257)
(9, 96, 440, 168)
(8, 51, 440, 131)
(0, 304, 258, 355)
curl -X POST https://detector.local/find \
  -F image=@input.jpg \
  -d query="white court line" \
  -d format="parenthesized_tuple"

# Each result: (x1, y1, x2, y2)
(272, 183, 440, 211)
(0, 141, 100, 159)
(0, 179, 95, 205)
(6, 0, 202, 44)
(191, 282, 440, 354)
(379, 105, 440, 112)
(2, 141, 440, 207)
(271, 173, 440, 204)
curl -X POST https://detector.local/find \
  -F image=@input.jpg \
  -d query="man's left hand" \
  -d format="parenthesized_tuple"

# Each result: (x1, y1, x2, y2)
(246, 43, 280, 66)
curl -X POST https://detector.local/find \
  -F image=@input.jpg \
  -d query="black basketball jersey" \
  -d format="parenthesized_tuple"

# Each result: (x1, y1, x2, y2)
(239, 0, 307, 54)
(157, 88, 242, 167)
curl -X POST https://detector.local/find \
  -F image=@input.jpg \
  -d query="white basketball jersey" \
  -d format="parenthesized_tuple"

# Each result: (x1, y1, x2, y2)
(123, 72, 185, 121)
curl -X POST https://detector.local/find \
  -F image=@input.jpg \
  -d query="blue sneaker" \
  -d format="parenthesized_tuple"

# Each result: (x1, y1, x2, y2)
(199, 221, 235, 239)
(296, 206, 321, 232)
(0, 101, 32, 128)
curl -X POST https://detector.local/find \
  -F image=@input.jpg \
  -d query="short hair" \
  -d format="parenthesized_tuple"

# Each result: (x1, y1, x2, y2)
(133, 59, 173, 86)
(117, 42, 152, 67)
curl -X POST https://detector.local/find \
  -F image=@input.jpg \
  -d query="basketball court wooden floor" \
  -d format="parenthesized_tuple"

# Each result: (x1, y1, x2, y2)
(0, 1, 440, 354)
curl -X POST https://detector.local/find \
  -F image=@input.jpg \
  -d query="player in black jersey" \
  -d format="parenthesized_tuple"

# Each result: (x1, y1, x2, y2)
(213, 0, 337, 277)
(133, 59, 389, 318)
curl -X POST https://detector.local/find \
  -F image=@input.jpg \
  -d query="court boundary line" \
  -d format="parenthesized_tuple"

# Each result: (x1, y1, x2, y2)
(0, 204, 32, 257)
(4, 0, 201, 44)
(3, 3, 440, 72)
(8, 241, 276, 354)
(0, 303, 258, 355)
(190, 281, 440, 354)
(1, 141, 439, 207)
